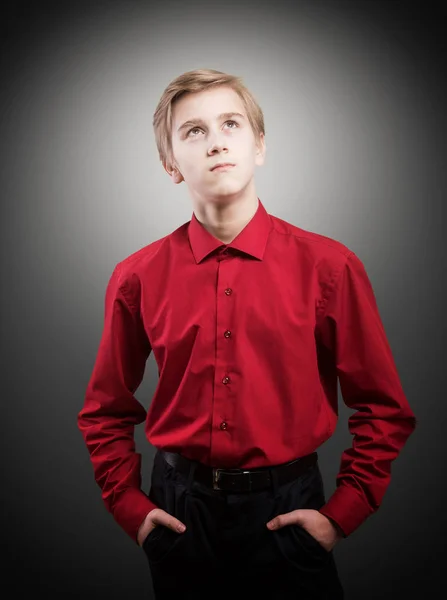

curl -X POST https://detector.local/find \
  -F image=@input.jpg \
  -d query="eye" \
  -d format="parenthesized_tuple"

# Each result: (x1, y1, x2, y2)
(186, 120, 239, 137)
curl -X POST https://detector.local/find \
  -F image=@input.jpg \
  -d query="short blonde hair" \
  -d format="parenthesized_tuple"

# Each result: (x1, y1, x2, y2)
(152, 68, 265, 169)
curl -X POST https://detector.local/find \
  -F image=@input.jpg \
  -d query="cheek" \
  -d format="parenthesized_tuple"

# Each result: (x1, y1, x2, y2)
(238, 148, 258, 170)
(236, 136, 257, 159)
(175, 152, 196, 176)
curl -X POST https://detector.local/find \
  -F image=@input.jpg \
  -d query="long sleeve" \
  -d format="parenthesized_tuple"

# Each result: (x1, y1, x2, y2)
(316, 251, 417, 537)
(77, 263, 158, 544)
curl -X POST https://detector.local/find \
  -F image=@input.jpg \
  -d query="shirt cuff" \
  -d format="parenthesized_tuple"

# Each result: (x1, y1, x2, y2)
(112, 487, 158, 544)
(318, 483, 374, 538)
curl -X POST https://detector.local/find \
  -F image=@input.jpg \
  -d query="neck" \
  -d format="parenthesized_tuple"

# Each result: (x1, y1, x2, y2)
(192, 184, 259, 245)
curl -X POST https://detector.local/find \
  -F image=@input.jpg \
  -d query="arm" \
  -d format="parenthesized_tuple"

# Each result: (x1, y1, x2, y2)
(77, 263, 157, 544)
(316, 251, 417, 537)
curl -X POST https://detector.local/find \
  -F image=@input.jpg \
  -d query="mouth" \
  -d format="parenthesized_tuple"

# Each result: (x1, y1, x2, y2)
(211, 163, 235, 172)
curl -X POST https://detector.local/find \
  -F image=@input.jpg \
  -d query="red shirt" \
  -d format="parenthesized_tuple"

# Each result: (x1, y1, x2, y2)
(77, 198, 416, 544)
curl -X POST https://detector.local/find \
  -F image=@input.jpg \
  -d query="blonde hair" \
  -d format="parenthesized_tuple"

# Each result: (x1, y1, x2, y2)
(153, 68, 265, 169)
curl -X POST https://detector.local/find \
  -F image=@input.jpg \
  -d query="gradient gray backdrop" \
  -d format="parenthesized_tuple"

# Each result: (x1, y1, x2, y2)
(2, 0, 446, 598)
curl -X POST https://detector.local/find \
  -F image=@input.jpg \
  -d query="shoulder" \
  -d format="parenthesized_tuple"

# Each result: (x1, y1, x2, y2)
(115, 221, 189, 278)
(270, 212, 355, 268)
(108, 221, 190, 301)
(268, 213, 369, 306)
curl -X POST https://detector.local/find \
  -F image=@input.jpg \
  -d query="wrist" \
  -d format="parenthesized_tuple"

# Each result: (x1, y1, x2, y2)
(137, 512, 154, 546)
(321, 513, 344, 538)
(328, 517, 344, 538)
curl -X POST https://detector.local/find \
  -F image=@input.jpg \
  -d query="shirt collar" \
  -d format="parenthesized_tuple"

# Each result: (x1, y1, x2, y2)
(188, 197, 273, 264)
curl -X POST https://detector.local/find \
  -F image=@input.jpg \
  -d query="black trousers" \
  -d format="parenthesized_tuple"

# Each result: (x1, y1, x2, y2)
(142, 448, 345, 600)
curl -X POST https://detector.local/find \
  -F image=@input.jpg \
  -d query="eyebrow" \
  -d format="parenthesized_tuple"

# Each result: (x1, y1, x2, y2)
(177, 112, 246, 133)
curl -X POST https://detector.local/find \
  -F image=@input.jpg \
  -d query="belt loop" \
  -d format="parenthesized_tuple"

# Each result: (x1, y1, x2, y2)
(185, 458, 199, 492)
(269, 466, 280, 497)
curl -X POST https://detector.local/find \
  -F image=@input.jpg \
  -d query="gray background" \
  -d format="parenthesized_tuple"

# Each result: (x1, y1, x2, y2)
(2, 0, 445, 598)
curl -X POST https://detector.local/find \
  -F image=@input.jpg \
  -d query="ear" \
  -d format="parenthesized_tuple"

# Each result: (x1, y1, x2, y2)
(255, 132, 266, 167)
(163, 160, 184, 184)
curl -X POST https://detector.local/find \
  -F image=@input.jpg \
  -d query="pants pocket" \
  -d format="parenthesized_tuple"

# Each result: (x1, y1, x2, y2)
(290, 523, 331, 557)
(142, 517, 187, 564)
(143, 459, 189, 564)
(271, 464, 332, 569)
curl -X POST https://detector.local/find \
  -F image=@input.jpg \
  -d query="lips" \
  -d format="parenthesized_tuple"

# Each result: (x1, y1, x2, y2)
(211, 163, 235, 171)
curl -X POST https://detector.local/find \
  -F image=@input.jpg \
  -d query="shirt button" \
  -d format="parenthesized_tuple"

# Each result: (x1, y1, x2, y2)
(222, 376, 230, 384)
(220, 422, 227, 430)
(225, 288, 232, 295)
(224, 330, 231, 338)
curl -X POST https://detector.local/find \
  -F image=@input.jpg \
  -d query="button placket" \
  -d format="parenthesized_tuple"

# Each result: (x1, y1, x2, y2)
(214, 255, 235, 446)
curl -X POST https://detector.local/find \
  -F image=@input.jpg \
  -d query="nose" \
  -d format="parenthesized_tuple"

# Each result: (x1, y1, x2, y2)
(208, 132, 228, 155)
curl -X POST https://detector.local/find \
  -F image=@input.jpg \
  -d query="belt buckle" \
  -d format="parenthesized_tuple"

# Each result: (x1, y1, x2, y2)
(213, 468, 252, 491)
(213, 468, 224, 490)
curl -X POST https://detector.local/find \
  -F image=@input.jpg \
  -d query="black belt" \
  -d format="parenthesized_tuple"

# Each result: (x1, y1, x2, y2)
(159, 449, 318, 493)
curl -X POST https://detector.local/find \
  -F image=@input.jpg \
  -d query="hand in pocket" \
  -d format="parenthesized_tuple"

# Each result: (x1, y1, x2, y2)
(137, 507, 187, 547)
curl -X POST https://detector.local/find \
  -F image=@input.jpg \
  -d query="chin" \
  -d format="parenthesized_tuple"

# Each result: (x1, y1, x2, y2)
(213, 181, 246, 195)
(212, 189, 245, 201)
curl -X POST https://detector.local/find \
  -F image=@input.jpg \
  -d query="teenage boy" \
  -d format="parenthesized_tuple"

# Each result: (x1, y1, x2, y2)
(78, 68, 416, 599)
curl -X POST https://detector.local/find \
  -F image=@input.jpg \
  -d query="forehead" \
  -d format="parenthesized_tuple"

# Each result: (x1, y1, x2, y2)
(172, 86, 245, 123)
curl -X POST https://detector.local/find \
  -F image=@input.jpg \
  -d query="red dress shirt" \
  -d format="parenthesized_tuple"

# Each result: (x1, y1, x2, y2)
(77, 198, 416, 544)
